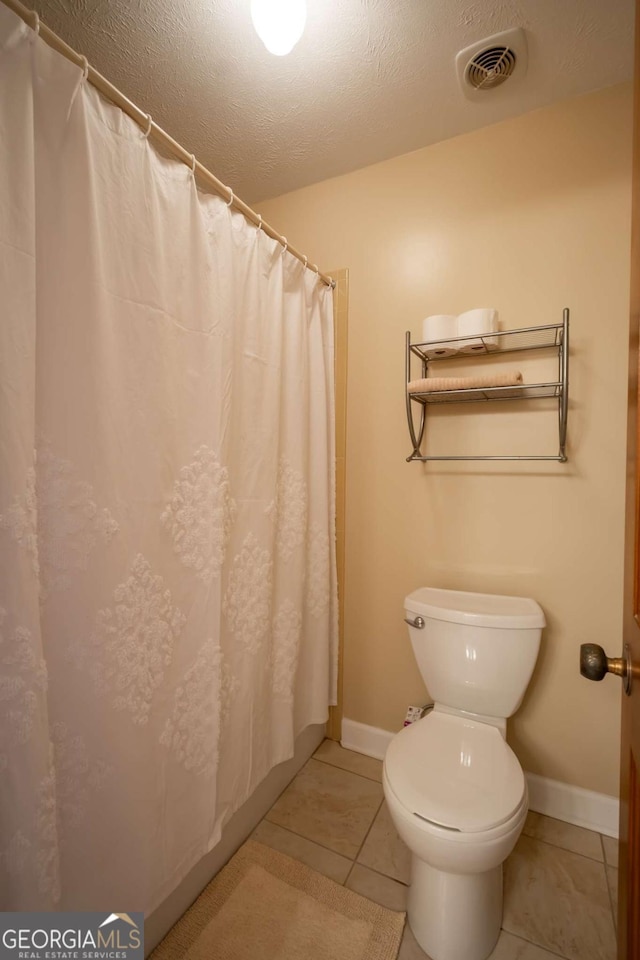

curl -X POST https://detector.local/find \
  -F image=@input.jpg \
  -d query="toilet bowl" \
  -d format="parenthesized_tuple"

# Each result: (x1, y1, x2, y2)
(383, 588, 545, 960)
(384, 710, 528, 960)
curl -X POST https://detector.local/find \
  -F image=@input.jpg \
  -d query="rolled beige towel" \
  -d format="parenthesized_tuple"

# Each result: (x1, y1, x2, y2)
(408, 371, 523, 394)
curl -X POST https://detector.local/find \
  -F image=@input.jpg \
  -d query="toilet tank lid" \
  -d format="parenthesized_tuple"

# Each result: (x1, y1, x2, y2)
(405, 587, 546, 629)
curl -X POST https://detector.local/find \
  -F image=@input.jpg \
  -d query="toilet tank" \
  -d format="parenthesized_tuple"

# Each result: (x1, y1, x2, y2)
(405, 587, 545, 718)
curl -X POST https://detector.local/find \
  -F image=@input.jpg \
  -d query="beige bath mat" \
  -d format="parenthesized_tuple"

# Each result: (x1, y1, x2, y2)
(151, 839, 405, 960)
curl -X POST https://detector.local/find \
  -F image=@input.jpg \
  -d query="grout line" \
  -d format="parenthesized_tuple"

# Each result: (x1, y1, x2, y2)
(264, 752, 386, 874)
(505, 838, 616, 958)
(602, 856, 618, 931)
(263, 753, 402, 890)
(262, 815, 357, 861)
(259, 818, 355, 863)
(264, 753, 316, 815)
(262, 807, 411, 891)
(600, 830, 618, 927)
(312, 756, 383, 783)
(600, 833, 619, 870)
(350, 797, 385, 870)
(311, 750, 383, 783)
(500, 927, 576, 960)
(343, 860, 356, 887)
(261, 802, 387, 873)
(523, 833, 606, 865)
(349, 860, 409, 888)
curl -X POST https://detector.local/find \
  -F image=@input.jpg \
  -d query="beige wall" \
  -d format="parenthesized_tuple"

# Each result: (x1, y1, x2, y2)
(259, 84, 633, 797)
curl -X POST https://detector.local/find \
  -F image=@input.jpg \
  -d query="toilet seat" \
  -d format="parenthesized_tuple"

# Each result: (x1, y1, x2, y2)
(384, 711, 525, 833)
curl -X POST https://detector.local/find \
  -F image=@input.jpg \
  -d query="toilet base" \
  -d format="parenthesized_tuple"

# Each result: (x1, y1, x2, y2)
(407, 856, 503, 960)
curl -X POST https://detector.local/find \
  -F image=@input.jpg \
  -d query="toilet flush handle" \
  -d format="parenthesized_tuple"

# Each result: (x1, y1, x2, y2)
(404, 616, 425, 629)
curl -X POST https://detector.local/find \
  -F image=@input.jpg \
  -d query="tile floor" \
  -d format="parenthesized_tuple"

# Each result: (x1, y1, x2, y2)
(251, 739, 619, 960)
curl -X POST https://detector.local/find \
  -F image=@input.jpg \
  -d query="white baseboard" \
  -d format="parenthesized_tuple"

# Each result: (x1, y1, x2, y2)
(341, 717, 619, 839)
(525, 772, 619, 838)
(341, 718, 392, 761)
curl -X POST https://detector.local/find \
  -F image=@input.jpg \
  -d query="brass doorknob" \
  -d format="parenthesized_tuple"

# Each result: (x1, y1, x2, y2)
(580, 643, 632, 695)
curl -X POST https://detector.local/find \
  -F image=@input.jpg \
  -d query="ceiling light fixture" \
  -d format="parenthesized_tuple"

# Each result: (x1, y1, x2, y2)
(250, 0, 307, 56)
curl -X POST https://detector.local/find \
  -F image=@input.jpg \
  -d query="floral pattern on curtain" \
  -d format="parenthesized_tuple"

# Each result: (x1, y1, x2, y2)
(0, 6, 337, 914)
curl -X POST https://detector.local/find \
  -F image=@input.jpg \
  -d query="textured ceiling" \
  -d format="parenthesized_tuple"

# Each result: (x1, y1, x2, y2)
(31, 0, 634, 203)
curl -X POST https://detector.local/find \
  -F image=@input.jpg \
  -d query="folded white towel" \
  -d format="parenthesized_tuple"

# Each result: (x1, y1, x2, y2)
(408, 372, 523, 394)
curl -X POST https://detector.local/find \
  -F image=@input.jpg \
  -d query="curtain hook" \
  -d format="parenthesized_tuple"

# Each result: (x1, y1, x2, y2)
(256, 215, 263, 232)
(303, 256, 308, 268)
(143, 114, 153, 139)
(80, 56, 89, 82)
(189, 154, 196, 175)
(328, 277, 336, 289)
(32, 11, 40, 35)
(281, 237, 288, 254)
(226, 188, 234, 207)
(312, 263, 319, 275)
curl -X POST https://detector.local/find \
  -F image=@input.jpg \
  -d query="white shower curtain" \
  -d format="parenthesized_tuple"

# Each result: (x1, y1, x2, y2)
(0, 7, 337, 913)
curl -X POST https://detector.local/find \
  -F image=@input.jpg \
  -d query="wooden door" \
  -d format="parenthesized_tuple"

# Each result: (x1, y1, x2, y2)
(619, 3, 640, 954)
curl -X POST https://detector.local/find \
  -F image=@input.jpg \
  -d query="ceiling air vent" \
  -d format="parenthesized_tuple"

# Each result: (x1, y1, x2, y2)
(466, 46, 517, 90)
(456, 28, 528, 102)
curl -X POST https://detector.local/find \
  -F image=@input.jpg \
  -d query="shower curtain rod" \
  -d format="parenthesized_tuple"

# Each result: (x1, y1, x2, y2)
(2, 0, 335, 290)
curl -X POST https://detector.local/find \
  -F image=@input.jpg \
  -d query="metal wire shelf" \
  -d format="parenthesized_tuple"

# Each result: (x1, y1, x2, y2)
(410, 322, 564, 362)
(409, 382, 562, 405)
(405, 310, 569, 462)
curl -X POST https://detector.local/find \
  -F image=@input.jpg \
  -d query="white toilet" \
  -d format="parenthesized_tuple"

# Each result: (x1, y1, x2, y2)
(383, 587, 545, 960)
